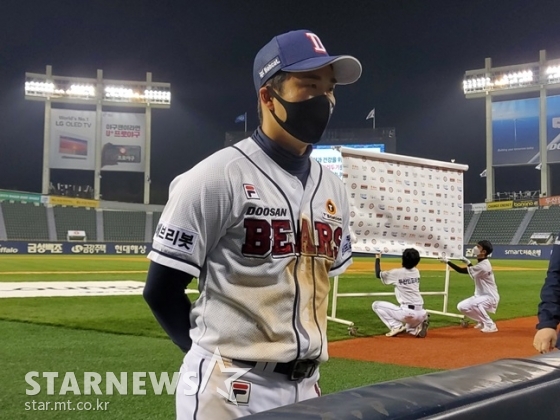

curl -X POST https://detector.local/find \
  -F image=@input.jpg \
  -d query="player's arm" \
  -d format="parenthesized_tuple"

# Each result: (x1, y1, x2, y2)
(534, 233, 560, 353)
(374, 255, 394, 285)
(328, 189, 353, 277)
(537, 235, 560, 330)
(375, 254, 381, 279)
(447, 260, 469, 274)
(143, 261, 194, 353)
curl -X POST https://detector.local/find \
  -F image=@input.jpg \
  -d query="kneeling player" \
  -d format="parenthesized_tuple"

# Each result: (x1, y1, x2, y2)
(372, 248, 429, 338)
(440, 240, 500, 333)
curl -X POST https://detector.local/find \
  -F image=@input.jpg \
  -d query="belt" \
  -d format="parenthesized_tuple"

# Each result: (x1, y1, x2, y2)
(232, 359, 318, 381)
(406, 304, 422, 310)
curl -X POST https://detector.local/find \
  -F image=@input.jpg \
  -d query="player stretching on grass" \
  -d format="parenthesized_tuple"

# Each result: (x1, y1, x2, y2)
(372, 248, 429, 338)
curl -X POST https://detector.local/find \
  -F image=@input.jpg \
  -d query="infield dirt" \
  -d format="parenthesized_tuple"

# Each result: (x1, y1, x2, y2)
(329, 316, 541, 369)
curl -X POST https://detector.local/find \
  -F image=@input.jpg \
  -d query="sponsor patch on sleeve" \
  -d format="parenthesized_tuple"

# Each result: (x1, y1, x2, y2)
(341, 234, 352, 257)
(153, 222, 199, 255)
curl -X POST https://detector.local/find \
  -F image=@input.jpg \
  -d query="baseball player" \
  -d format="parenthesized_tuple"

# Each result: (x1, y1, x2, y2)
(143, 29, 361, 419)
(440, 240, 500, 333)
(372, 249, 430, 338)
(533, 231, 560, 353)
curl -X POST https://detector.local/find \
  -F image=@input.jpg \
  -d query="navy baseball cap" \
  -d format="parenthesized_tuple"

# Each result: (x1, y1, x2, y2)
(253, 29, 362, 92)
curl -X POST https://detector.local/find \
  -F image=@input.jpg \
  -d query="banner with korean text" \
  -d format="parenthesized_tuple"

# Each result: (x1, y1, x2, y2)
(340, 148, 468, 259)
(49, 110, 146, 172)
(101, 112, 146, 172)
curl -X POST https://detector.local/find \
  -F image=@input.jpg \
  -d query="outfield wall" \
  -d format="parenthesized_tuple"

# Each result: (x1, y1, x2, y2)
(243, 353, 560, 420)
(0, 241, 554, 259)
(0, 241, 150, 255)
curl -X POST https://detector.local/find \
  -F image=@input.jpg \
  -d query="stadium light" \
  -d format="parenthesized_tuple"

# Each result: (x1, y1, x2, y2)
(463, 50, 559, 202)
(25, 71, 171, 107)
(24, 65, 172, 205)
(463, 59, 560, 97)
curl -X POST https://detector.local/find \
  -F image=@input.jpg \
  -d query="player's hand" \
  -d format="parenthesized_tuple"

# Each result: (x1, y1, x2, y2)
(438, 256, 449, 263)
(375, 253, 381, 259)
(460, 256, 471, 264)
(533, 328, 558, 354)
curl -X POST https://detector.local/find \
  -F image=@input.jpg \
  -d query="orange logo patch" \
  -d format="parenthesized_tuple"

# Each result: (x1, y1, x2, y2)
(326, 199, 336, 215)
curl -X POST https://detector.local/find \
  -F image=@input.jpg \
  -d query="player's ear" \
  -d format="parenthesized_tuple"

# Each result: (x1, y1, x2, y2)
(259, 86, 274, 112)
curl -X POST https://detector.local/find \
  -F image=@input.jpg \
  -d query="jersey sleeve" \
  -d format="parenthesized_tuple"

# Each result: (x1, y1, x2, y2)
(379, 269, 396, 285)
(328, 186, 353, 277)
(537, 233, 560, 329)
(148, 154, 233, 278)
(467, 261, 485, 280)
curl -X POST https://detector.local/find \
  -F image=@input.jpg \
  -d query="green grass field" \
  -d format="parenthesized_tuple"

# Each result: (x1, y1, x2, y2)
(0, 255, 548, 419)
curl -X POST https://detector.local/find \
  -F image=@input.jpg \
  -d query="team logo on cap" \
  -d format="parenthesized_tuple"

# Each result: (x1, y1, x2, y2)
(305, 33, 327, 53)
(227, 380, 251, 405)
(244, 184, 260, 200)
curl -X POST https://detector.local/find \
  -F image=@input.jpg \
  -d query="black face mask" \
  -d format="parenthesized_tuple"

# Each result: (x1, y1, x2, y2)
(268, 87, 333, 144)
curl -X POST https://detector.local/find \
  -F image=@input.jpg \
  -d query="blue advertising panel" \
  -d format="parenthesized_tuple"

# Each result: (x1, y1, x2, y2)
(0, 242, 152, 255)
(491, 244, 553, 260)
(0, 241, 553, 259)
(492, 95, 560, 166)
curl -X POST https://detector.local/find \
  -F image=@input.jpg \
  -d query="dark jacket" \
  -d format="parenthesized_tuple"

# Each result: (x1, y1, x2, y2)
(537, 232, 560, 348)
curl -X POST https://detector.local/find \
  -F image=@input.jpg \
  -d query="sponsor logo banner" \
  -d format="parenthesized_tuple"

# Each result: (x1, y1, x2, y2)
(471, 202, 487, 211)
(512, 199, 539, 208)
(49, 109, 146, 173)
(101, 112, 146, 173)
(492, 95, 560, 166)
(0, 242, 151, 255)
(50, 109, 96, 170)
(487, 201, 513, 210)
(48, 196, 99, 208)
(489, 245, 553, 259)
(0, 190, 44, 203)
(539, 195, 560, 207)
(342, 153, 465, 258)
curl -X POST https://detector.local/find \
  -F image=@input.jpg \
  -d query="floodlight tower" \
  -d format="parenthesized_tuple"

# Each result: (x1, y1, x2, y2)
(463, 50, 560, 202)
(24, 65, 171, 204)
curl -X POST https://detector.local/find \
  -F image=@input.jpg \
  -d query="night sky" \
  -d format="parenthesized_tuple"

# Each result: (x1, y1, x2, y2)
(1, 0, 559, 204)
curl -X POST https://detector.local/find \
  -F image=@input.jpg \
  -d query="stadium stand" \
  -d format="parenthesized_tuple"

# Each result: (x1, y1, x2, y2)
(1, 202, 49, 240)
(519, 206, 560, 244)
(0, 195, 557, 249)
(469, 209, 528, 245)
(152, 211, 162, 238)
(53, 206, 97, 241)
(464, 210, 474, 232)
(103, 210, 146, 242)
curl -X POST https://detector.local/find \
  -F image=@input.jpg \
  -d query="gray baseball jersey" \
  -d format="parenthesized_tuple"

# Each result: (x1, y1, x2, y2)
(148, 137, 353, 363)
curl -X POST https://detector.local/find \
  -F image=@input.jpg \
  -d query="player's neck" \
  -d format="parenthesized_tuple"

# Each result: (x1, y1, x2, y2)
(261, 122, 309, 156)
